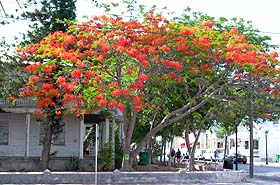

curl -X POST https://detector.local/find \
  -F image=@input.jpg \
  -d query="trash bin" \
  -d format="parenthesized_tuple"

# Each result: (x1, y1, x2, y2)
(223, 158, 233, 169)
(276, 153, 280, 163)
(139, 151, 148, 166)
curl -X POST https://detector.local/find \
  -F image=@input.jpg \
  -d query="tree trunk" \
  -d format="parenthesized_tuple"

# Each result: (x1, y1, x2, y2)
(122, 141, 133, 171)
(189, 148, 196, 171)
(148, 139, 152, 171)
(185, 126, 202, 171)
(40, 123, 53, 170)
(168, 129, 175, 169)
(249, 92, 254, 177)
(223, 132, 228, 159)
(121, 110, 137, 171)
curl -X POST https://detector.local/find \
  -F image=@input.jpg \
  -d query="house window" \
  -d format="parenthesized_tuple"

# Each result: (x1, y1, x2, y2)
(244, 141, 249, 149)
(217, 142, 223, 149)
(0, 120, 9, 145)
(39, 124, 65, 145)
(253, 139, 259, 150)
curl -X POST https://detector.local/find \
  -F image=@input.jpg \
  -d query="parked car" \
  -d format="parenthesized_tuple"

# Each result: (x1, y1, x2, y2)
(227, 153, 247, 164)
(194, 154, 205, 161)
(203, 151, 224, 162)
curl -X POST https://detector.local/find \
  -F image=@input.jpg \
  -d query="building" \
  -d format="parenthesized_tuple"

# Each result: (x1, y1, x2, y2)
(170, 120, 280, 163)
(0, 97, 120, 171)
(228, 120, 280, 162)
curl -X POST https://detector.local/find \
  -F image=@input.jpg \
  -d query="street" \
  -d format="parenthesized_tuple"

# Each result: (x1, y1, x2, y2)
(218, 162, 280, 184)
(233, 162, 280, 176)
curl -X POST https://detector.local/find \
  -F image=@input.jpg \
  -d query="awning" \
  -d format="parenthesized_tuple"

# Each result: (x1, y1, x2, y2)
(190, 142, 200, 146)
(180, 142, 200, 148)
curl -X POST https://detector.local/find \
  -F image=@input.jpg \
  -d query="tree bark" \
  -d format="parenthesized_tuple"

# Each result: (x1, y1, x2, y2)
(40, 123, 53, 170)
(121, 110, 136, 171)
(223, 132, 228, 159)
(186, 129, 201, 171)
(249, 92, 254, 178)
(168, 131, 175, 169)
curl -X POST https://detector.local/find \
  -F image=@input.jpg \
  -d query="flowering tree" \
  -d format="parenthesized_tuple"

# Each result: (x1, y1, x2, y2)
(17, 11, 279, 171)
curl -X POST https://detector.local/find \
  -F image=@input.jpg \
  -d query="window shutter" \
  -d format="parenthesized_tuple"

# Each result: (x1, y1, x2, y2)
(0, 120, 9, 145)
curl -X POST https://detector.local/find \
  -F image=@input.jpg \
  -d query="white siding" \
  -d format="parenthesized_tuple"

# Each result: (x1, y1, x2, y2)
(0, 113, 26, 156)
(0, 113, 80, 157)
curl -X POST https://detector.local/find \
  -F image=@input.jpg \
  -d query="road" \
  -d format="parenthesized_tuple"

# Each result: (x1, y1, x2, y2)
(233, 162, 280, 182)
(232, 162, 280, 175)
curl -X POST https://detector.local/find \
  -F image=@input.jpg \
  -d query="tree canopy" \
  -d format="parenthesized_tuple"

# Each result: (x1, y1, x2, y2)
(15, 6, 280, 170)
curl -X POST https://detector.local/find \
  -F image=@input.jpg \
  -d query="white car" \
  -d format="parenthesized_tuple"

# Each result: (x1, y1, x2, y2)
(203, 151, 224, 162)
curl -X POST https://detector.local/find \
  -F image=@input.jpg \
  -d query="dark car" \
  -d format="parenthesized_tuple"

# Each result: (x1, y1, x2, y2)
(227, 153, 247, 164)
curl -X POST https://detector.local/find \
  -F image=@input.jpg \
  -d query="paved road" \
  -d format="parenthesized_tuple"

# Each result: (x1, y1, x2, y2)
(232, 162, 280, 182)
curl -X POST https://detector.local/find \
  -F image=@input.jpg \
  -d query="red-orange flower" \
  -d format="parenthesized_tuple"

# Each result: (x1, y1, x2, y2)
(95, 94, 104, 100)
(122, 88, 130, 96)
(134, 105, 143, 112)
(128, 48, 138, 57)
(138, 73, 148, 82)
(117, 103, 125, 112)
(56, 76, 66, 86)
(230, 28, 238, 34)
(111, 89, 121, 97)
(30, 76, 40, 84)
(55, 110, 62, 116)
(126, 67, 133, 74)
(43, 65, 55, 74)
(85, 70, 95, 78)
(108, 100, 118, 109)
(71, 69, 82, 79)
(263, 113, 270, 118)
(99, 99, 107, 107)
(133, 96, 141, 105)
(140, 60, 150, 68)
(34, 109, 41, 118)
(24, 64, 38, 73)
(202, 20, 213, 28)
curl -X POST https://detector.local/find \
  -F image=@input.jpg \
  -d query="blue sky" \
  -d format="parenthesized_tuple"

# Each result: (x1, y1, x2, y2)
(1, 0, 280, 51)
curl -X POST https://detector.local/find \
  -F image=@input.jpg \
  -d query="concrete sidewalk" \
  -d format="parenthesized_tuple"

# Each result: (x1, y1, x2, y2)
(253, 161, 280, 167)
(246, 161, 280, 184)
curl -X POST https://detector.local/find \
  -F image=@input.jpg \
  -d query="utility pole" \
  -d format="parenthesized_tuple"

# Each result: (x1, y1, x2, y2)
(249, 84, 254, 178)
(265, 130, 269, 165)
(235, 125, 238, 170)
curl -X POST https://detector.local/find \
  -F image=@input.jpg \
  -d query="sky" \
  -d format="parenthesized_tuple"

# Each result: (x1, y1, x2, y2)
(1, 0, 280, 51)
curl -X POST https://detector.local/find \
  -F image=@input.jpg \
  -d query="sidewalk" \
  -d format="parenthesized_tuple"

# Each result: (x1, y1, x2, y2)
(253, 161, 280, 167)
(249, 161, 280, 183)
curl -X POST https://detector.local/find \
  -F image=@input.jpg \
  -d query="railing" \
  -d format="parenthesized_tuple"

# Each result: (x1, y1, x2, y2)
(0, 97, 36, 108)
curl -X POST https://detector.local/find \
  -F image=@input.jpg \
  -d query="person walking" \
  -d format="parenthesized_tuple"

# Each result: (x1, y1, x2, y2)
(176, 149, 181, 163)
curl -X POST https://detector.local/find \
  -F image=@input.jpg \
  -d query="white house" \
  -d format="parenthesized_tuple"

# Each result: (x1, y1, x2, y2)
(228, 120, 280, 162)
(0, 97, 119, 171)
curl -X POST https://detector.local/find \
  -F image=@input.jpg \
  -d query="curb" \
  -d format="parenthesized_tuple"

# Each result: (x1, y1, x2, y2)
(247, 174, 280, 182)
